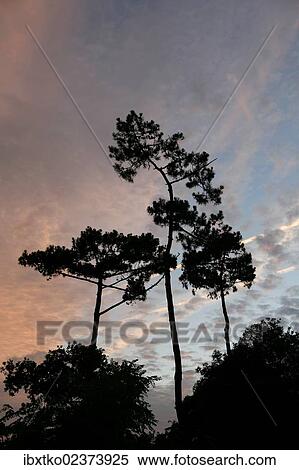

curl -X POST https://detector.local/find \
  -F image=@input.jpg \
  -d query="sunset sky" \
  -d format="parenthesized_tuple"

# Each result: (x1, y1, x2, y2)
(1, 0, 299, 428)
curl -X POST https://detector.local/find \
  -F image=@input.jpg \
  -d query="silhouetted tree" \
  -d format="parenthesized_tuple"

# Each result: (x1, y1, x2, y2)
(156, 319, 299, 449)
(180, 212, 255, 354)
(19, 227, 163, 345)
(109, 110, 223, 422)
(0, 343, 159, 449)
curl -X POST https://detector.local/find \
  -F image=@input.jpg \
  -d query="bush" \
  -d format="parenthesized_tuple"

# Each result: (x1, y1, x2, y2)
(157, 319, 299, 449)
(0, 343, 159, 449)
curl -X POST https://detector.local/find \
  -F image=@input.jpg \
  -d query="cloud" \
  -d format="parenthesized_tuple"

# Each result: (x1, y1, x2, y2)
(286, 285, 299, 297)
(277, 266, 297, 274)
(243, 235, 259, 245)
(1, 0, 299, 429)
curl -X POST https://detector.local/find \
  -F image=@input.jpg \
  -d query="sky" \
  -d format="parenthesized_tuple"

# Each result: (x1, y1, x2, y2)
(0, 0, 299, 429)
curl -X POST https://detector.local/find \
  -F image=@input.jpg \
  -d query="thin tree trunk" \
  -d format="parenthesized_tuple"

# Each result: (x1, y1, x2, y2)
(148, 158, 183, 423)
(91, 280, 103, 346)
(164, 180, 183, 423)
(220, 287, 231, 355)
(165, 268, 183, 423)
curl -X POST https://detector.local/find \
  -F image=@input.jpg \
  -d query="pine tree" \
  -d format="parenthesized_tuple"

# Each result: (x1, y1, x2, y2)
(19, 227, 162, 345)
(109, 110, 222, 421)
(180, 212, 255, 354)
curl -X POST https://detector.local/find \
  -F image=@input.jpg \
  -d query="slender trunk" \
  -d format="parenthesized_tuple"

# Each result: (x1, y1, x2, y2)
(165, 268, 183, 423)
(164, 183, 183, 423)
(91, 280, 103, 346)
(149, 158, 183, 423)
(220, 287, 231, 355)
(159, 173, 183, 421)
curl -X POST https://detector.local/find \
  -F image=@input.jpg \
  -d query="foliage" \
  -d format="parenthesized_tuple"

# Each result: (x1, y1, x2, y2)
(0, 343, 159, 449)
(109, 110, 223, 201)
(109, 111, 224, 422)
(19, 227, 161, 303)
(179, 211, 256, 298)
(156, 319, 299, 449)
(109, 110, 223, 228)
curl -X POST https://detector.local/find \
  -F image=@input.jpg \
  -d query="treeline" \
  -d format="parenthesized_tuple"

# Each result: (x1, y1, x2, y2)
(1, 319, 298, 449)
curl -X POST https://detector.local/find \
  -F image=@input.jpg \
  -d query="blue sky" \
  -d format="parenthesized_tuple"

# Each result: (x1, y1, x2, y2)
(0, 0, 299, 429)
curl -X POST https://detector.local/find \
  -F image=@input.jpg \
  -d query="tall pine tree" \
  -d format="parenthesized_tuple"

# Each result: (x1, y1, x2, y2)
(109, 110, 223, 421)
(19, 227, 162, 345)
(180, 212, 256, 354)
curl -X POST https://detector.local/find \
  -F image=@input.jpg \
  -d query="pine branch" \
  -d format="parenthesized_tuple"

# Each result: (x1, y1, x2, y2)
(102, 284, 126, 292)
(169, 158, 217, 185)
(99, 275, 164, 317)
(60, 272, 98, 285)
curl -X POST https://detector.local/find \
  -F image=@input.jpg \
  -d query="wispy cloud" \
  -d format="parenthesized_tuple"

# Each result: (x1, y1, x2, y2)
(277, 266, 297, 274)
(1, 0, 299, 427)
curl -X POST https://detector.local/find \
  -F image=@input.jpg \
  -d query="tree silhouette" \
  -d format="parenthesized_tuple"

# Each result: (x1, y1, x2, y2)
(109, 110, 223, 422)
(156, 319, 299, 449)
(0, 343, 159, 449)
(179, 212, 255, 354)
(19, 227, 162, 345)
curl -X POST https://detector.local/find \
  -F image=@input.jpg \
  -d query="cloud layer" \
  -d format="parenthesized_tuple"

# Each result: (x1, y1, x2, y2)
(1, 0, 299, 429)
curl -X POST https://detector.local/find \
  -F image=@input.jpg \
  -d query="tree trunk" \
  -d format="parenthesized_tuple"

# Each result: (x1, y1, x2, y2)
(163, 175, 183, 423)
(91, 280, 103, 346)
(165, 268, 183, 423)
(220, 287, 231, 355)
(149, 158, 183, 423)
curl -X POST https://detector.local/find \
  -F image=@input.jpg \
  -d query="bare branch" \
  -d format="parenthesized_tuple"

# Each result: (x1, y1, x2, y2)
(178, 226, 196, 239)
(60, 272, 98, 285)
(99, 299, 126, 316)
(169, 158, 217, 185)
(99, 275, 164, 317)
(103, 274, 132, 287)
(105, 263, 154, 279)
(146, 274, 165, 292)
(102, 283, 126, 292)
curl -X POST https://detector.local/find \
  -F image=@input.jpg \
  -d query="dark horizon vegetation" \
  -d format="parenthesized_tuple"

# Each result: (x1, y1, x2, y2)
(1, 318, 298, 449)
(1, 112, 298, 449)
